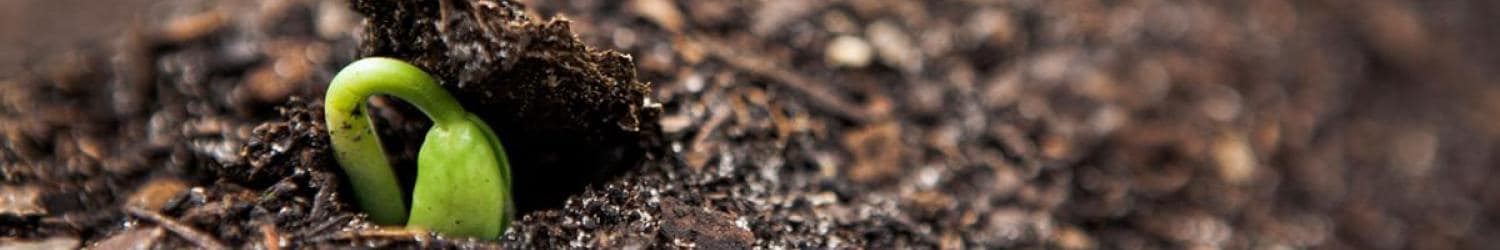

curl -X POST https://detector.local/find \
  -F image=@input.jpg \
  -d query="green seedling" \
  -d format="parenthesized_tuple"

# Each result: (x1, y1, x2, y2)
(324, 57, 513, 239)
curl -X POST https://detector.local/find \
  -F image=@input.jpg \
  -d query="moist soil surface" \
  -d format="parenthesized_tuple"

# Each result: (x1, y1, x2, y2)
(5, 0, 1500, 249)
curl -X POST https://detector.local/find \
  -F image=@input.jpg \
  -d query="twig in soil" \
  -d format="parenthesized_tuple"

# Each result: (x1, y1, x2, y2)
(306, 227, 432, 245)
(685, 104, 732, 169)
(125, 206, 229, 250)
(309, 173, 333, 219)
(296, 213, 350, 238)
(260, 222, 282, 250)
(693, 36, 888, 123)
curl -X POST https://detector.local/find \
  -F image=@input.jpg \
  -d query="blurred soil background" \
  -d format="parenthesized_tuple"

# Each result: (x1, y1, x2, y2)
(0, 0, 157, 75)
(4, 0, 1500, 249)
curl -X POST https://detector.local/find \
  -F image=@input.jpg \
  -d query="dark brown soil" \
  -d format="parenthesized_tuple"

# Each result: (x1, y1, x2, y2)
(5, 0, 1500, 249)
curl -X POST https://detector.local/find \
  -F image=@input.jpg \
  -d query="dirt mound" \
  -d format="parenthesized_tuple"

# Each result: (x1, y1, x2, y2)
(352, 0, 661, 213)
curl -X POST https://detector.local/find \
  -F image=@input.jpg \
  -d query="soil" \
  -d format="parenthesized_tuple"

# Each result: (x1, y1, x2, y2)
(4, 0, 1500, 249)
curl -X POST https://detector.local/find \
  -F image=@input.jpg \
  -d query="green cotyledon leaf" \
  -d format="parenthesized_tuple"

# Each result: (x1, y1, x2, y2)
(408, 113, 513, 239)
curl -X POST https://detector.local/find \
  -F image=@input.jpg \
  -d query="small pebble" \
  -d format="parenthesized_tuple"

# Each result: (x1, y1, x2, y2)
(1212, 132, 1257, 185)
(825, 36, 873, 68)
(126, 178, 188, 212)
(630, 0, 685, 33)
(866, 21, 922, 73)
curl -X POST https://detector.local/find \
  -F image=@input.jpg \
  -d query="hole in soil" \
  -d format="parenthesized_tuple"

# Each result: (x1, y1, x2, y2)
(363, 95, 647, 216)
(470, 109, 652, 214)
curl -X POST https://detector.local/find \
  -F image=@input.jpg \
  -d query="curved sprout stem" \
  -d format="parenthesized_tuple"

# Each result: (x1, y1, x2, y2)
(323, 57, 467, 225)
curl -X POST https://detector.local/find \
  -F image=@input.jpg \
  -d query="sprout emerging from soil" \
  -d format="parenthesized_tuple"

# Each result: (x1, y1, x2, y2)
(324, 57, 513, 239)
